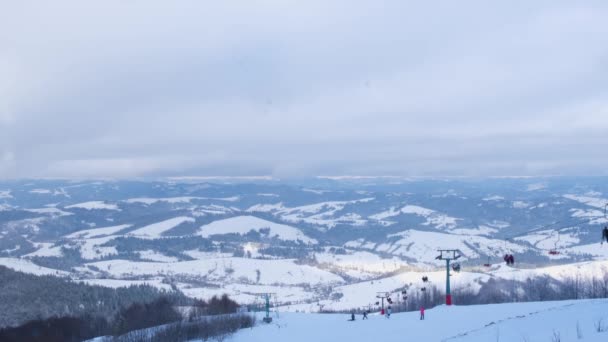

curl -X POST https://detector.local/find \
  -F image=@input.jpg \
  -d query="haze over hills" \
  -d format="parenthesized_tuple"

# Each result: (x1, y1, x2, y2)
(1, 177, 607, 311)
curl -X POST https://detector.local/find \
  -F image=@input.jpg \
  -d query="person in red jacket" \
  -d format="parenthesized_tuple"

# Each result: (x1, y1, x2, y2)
(420, 306, 425, 320)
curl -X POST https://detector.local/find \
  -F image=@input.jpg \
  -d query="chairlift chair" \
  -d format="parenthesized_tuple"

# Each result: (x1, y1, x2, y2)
(548, 231, 561, 255)
(483, 256, 491, 267)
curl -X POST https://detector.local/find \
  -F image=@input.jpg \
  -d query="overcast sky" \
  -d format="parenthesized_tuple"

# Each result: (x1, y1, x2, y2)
(1, 1, 607, 179)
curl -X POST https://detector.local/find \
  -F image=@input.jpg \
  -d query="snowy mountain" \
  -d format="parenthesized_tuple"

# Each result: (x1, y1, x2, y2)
(1, 177, 607, 310)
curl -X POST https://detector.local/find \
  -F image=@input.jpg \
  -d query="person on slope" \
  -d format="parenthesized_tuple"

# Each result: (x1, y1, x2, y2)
(362, 310, 368, 320)
(386, 306, 392, 319)
(602, 226, 608, 244)
(420, 306, 425, 320)
(348, 311, 355, 321)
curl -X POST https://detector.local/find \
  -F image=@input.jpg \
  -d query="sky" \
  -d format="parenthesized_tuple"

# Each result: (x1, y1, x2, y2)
(1, 1, 607, 179)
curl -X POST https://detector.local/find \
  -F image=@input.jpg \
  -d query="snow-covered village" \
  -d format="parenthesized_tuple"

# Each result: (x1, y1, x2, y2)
(2, 1, 608, 341)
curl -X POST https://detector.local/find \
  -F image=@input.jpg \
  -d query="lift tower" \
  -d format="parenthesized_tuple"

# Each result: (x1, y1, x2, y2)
(435, 249, 462, 306)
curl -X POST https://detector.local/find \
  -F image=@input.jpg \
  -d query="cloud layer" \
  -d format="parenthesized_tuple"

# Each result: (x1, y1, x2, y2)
(1, 1, 607, 178)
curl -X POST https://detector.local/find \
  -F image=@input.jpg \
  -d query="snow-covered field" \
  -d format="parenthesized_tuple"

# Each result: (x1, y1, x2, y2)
(66, 201, 120, 210)
(197, 216, 317, 244)
(230, 299, 608, 342)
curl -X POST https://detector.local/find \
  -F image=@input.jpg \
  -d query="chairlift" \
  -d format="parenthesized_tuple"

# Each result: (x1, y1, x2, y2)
(483, 256, 491, 267)
(420, 287, 426, 292)
(602, 204, 608, 245)
(451, 262, 461, 272)
(548, 231, 561, 255)
(422, 276, 429, 282)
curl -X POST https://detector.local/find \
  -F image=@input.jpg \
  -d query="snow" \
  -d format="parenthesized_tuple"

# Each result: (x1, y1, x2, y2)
(77, 236, 119, 259)
(197, 216, 317, 244)
(489, 260, 608, 283)
(66, 224, 132, 239)
(302, 188, 331, 195)
(570, 208, 608, 224)
(125, 197, 202, 205)
(0, 190, 12, 199)
(564, 194, 607, 209)
(128, 217, 195, 238)
(137, 250, 179, 262)
(248, 198, 374, 229)
(24, 242, 63, 258)
(25, 207, 73, 216)
(375, 230, 530, 264)
(565, 243, 608, 260)
(181, 283, 315, 305)
(29, 189, 51, 194)
(215, 196, 240, 202)
(314, 251, 408, 278)
(370, 205, 459, 230)
(0, 203, 16, 211)
(191, 204, 235, 217)
(401, 205, 435, 216)
(482, 195, 504, 201)
(230, 300, 608, 342)
(526, 182, 547, 191)
(0, 257, 68, 276)
(257, 193, 279, 197)
(85, 257, 343, 286)
(514, 230, 580, 250)
(66, 201, 120, 210)
(512, 200, 531, 209)
(450, 226, 498, 236)
(246, 202, 285, 213)
(80, 278, 173, 291)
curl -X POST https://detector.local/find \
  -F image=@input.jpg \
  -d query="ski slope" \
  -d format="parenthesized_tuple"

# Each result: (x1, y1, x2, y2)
(229, 299, 608, 342)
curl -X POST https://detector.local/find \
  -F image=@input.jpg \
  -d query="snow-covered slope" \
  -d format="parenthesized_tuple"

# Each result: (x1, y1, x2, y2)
(197, 216, 317, 244)
(66, 224, 132, 239)
(65, 201, 120, 210)
(231, 300, 608, 342)
(128, 217, 194, 238)
(85, 257, 342, 286)
(348, 229, 530, 264)
(370, 205, 460, 229)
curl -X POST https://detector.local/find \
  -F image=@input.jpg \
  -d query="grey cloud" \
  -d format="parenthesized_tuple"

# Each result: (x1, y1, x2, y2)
(1, 0, 607, 178)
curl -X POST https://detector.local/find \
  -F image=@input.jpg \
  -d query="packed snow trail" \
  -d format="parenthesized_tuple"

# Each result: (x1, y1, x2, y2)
(226, 300, 608, 342)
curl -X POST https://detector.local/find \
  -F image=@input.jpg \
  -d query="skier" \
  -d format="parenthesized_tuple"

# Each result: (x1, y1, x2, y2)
(348, 311, 355, 321)
(386, 305, 392, 319)
(362, 310, 368, 320)
(508, 254, 515, 265)
(420, 306, 425, 320)
(602, 226, 608, 244)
